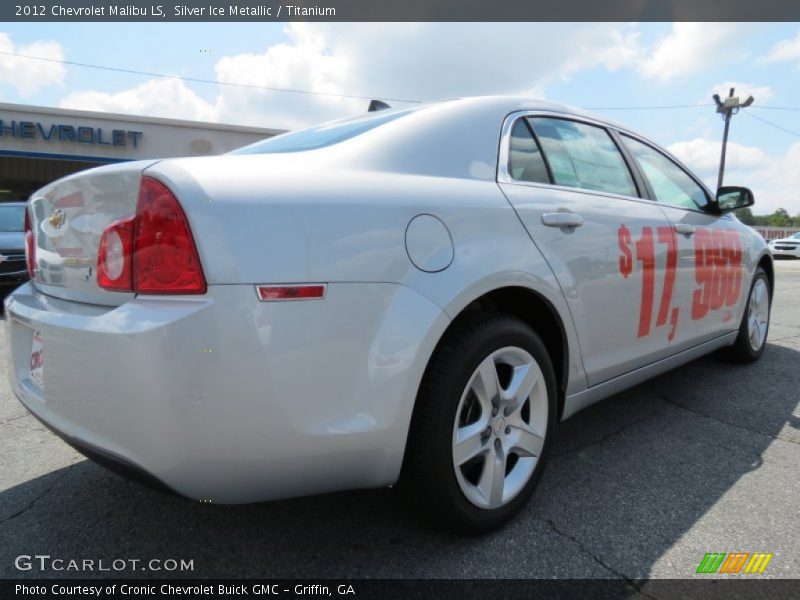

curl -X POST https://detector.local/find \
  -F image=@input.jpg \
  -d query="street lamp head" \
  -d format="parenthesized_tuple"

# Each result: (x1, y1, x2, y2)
(741, 95, 755, 108)
(723, 96, 741, 108)
(713, 93, 723, 107)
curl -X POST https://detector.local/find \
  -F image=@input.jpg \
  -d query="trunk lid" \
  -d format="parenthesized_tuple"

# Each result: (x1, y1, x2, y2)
(28, 160, 159, 306)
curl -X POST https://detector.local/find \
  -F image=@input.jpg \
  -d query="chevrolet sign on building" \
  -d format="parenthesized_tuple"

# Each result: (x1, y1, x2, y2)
(0, 102, 283, 204)
(0, 119, 143, 148)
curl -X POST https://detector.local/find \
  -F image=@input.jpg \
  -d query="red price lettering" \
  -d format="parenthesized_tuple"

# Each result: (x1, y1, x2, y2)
(692, 228, 742, 320)
(635, 227, 655, 337)
(618, 224, 679, 339)
(618, 224, 633, 279)
(656, 226, 677, 330)
(724, 230, 743, 307)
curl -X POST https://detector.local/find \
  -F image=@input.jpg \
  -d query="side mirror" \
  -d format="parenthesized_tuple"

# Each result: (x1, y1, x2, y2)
(716, 186, 754, 212)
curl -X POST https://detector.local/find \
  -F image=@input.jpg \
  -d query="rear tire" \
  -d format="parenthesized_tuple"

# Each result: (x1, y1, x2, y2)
(723, 267, 770, 364)
(398, 311, 557, 534)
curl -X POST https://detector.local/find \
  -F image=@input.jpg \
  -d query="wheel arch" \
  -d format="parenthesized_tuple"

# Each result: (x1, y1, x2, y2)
(422, 284, 570, 421)
(758, 252, 774, 300)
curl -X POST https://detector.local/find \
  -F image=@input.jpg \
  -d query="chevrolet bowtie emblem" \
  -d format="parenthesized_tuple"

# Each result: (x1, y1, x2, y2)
(48, 209, 66, 230)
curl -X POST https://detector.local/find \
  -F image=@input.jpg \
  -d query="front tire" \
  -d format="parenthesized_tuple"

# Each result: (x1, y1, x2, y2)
(398, 312, 557, 534)
(723, 267, 771, 363)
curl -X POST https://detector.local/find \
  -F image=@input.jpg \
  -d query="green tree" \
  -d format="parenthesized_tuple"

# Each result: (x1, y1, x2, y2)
(752, 214, 770, 226)
(769, 208, 791, 227)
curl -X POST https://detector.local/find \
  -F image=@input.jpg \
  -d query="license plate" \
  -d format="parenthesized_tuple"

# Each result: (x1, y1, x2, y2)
(29, 331, 44, 390)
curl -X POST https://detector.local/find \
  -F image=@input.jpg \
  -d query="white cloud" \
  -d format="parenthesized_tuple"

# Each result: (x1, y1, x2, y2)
(0, 32, 66, 97)
(210, 23, 642, 128)
(638, 23, 749, 81)
(681, 116, 712, 139)
(668, 137, 800, 215)
(59, 78, 217, 122)
(763, 30, 800, 63)
(748, 143, 800, 215)
(42, 23, 799, 215)
(706, 81, 773, 105)
(57, 23, 641, 130)
(668, 138, 768, 172)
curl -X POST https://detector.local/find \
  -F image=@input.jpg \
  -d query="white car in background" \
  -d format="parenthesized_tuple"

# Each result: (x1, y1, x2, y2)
(768, 232, 800, 258)
(5, 97, 773, 533)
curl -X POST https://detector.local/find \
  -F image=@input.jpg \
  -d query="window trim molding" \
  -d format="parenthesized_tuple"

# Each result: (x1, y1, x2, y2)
(507, 116, 554, 185)
(616, 131, 717, 215)
(498, 111, 642, 200)
(496, 110, 719, 216)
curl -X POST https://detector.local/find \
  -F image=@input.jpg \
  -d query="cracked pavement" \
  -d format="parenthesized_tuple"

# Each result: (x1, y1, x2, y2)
(0, 261, 798, 581)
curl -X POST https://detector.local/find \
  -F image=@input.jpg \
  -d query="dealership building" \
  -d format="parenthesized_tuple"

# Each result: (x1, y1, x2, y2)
(0, 102, 283, 203)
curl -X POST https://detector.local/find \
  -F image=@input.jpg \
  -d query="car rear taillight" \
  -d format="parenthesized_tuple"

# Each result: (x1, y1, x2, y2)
(96, 177, 207, 294)
(24, 207, 36, 279)
(97, 217, 134, 291)
(133, 178, 206, 294)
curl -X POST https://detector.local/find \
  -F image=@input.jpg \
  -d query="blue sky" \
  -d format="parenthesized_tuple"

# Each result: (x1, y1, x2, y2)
(1, 22, 799, 213)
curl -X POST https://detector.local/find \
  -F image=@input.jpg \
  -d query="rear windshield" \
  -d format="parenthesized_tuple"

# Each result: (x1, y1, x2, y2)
(0, 205, 25, 232)
(232, 108, 417, 155)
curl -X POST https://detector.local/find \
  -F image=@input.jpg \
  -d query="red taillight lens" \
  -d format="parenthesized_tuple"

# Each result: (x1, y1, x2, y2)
(134, 177, 206, 294)
(97, 217, 134, 291)
(96, 177, 206, 294)
(24, 207, 36, 279)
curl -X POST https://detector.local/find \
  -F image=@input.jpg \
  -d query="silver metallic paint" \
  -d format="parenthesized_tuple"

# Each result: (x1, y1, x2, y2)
(5, 96, 772, 503)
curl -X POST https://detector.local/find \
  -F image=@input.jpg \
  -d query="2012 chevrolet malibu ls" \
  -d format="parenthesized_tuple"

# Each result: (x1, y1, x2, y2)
(5, 97, 772, 533)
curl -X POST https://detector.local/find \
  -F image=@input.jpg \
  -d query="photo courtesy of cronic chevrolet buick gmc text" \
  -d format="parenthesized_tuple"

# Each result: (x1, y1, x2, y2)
(4, 97, 772, 533)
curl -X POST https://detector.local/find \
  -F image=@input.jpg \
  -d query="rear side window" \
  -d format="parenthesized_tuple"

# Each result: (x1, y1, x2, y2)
(233, 108, 416, 155)
(528, 118, 637, 198)
(621, 135, 710, 210)
(507, 118, 550, 184)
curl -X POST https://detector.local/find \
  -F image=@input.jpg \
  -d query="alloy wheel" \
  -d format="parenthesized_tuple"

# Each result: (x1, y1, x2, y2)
(451, 346, 548, 509)
(747, 278, 770, 352)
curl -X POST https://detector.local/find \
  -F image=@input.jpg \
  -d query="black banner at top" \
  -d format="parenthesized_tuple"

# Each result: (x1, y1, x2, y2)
(2, 0, 800, 22)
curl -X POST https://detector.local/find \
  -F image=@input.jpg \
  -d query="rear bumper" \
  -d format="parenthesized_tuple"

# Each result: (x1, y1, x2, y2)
(5, 282, 448, 503)
(26, 407, 179, 497)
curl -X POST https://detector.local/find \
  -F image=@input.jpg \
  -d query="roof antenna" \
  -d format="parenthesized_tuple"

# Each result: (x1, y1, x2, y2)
(368, 99, 391, 112)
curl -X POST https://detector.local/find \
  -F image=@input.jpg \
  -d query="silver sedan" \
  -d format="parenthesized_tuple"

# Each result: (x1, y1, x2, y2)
(5, 97, 772, 533)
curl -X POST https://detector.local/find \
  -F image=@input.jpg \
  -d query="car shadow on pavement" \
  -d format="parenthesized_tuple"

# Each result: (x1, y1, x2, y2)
(1, 342, 798, 581)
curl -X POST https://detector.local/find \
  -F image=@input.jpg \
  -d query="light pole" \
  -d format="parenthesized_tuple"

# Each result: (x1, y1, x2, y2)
(713, 87, 754, 190)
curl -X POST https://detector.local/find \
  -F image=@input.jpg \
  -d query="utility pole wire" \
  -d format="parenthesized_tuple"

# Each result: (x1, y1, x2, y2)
(584, 104, 714, 110)
(4, 49, 800, 116)
(0, 49, 422, 104)
(751, 105, 800, 111)
(744, 110, 800, 138)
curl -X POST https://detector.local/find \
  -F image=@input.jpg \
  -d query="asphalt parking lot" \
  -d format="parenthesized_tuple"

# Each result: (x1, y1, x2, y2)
(1, 261, 798, 582)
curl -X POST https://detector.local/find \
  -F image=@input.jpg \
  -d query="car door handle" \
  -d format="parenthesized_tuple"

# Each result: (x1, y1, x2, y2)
(675, 223, 696, 235)
(542, 213, 584, 228)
